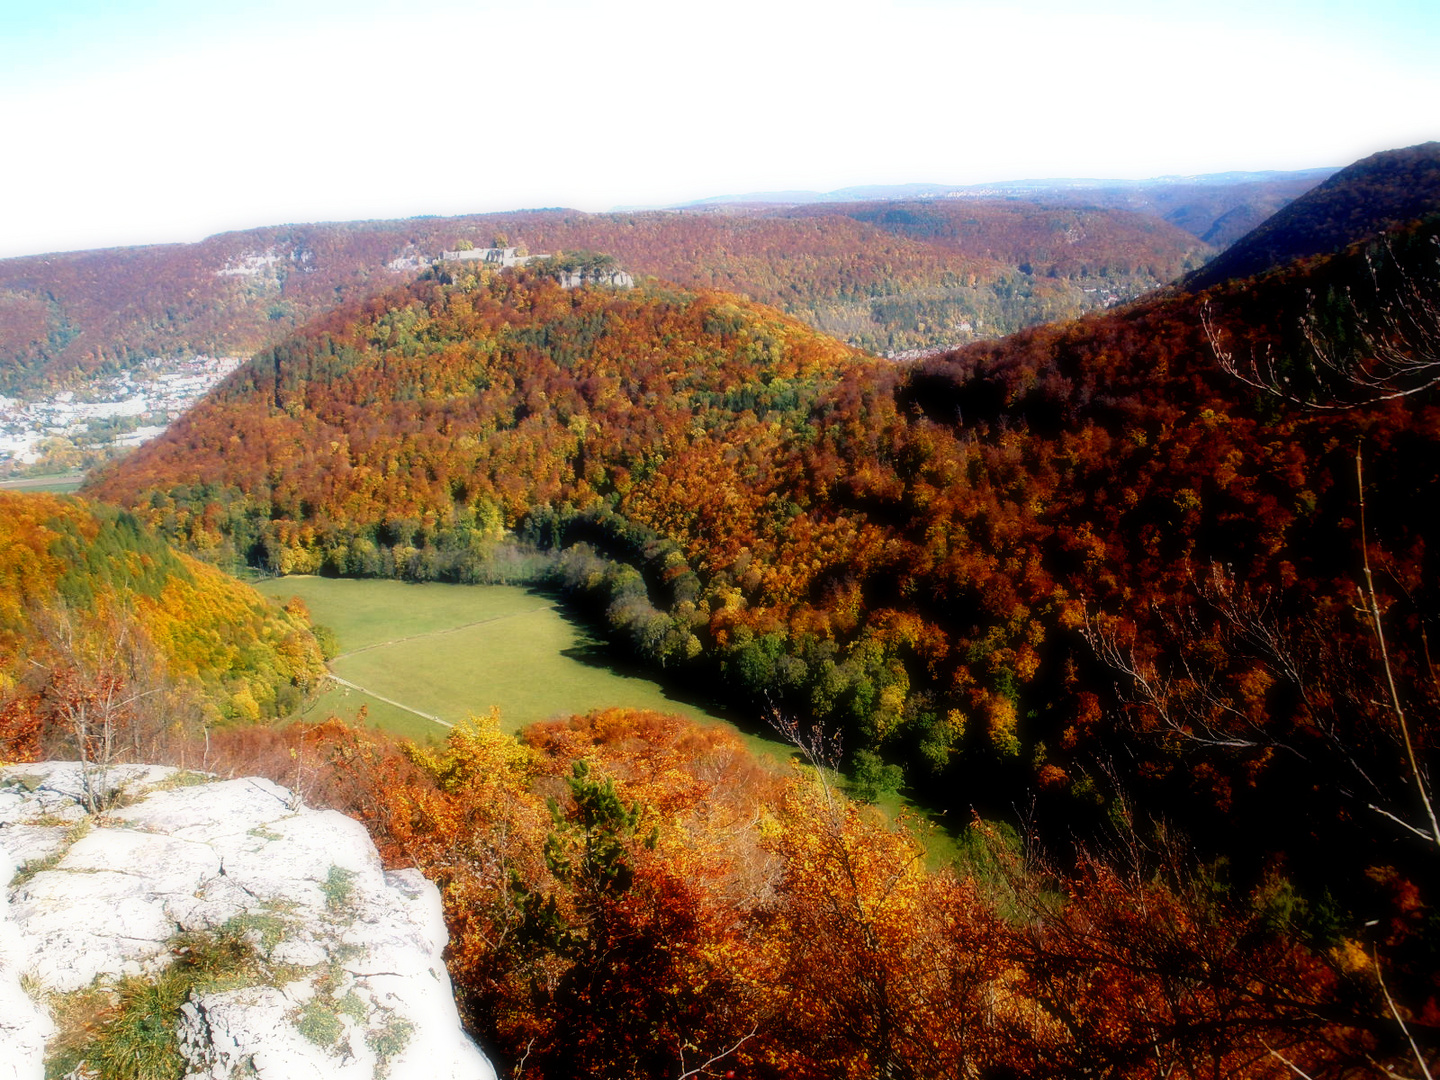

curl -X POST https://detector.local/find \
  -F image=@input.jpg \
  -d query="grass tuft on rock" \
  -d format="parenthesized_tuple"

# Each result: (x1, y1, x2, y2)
(41, 924, 304, 1079)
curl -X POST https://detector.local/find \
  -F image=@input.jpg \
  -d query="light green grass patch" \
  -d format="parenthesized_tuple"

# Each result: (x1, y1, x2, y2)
(256, 578, 758, 745)
(256, 577, 548, 653)
(871, 789, 967, 870)
(258, 576, 954, 862)
(299, 681, 449, 744)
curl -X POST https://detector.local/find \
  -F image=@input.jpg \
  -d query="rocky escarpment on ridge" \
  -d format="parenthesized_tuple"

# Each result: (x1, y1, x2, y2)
(0, 761, 494, 1080)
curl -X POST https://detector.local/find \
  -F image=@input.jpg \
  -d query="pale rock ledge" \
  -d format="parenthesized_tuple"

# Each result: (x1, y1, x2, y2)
(0, 761, 495, 1080)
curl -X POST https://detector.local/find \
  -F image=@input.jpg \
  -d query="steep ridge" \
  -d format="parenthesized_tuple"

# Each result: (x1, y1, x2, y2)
(1184, 141, 1440, 290)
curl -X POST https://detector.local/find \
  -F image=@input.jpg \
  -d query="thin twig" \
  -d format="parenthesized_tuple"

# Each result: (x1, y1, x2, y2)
(1374, 947, 1436, 1080)
(512, 1037, 535, 1079)
(1357, 448, 1440, 848)
(1261, 1040, 1319, 1080)
(676, 1025, 759, 1080)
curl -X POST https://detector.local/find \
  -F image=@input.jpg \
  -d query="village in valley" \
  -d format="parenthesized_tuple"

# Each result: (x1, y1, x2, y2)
(0, 354, 245, 480)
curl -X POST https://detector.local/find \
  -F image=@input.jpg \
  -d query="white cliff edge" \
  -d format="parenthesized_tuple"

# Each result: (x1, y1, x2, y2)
(0, 761, 495, 1080)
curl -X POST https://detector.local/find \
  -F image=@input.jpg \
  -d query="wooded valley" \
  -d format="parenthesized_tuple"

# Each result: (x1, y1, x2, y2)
(3, 144, 1437, 1079)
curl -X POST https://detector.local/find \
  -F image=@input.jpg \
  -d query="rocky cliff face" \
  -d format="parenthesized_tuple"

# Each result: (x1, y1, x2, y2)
(554, 268, 635, 289)
(0, 761, 495, 1080)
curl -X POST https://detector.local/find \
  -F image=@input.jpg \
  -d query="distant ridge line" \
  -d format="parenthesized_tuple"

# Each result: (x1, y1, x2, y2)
(631, 167, 1339, 211)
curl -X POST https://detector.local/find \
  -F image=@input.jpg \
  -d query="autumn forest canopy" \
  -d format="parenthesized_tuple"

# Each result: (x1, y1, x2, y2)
(4, 143, 1440, 1077)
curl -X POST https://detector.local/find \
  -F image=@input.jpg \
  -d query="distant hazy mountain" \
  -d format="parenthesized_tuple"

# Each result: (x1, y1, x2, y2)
(678, 170, 1331, 204)
(663, 183, 958, 208)
(776, 200, 1206, 280)
(668, 168, 1337, 248)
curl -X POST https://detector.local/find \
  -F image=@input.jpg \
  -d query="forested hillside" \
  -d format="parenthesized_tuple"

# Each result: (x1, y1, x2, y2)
(0, 200, 1210, 392)
(949, 168, 1336, 248)
(779, 199, 1206, 278)
(0, 490, 327, 762)
(0, 138, 1426, 1075)
(492, 205, 1209, 350)
(88, 134, 1440, 1038)
(86, 272, 864, 573)
(682, 167, 1333, 248)
(1185, 142, 1440, 289)
(87, 203, 1439, 884)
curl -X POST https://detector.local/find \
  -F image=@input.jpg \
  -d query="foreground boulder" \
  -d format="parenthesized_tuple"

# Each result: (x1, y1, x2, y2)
(0, 761, 495, 1080)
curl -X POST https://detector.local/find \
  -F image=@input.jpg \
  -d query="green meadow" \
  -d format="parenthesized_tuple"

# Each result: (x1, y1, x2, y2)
(253, 576, 756, 747)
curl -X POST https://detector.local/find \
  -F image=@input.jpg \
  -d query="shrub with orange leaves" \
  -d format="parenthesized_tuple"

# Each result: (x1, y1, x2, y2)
(0, 693, 44, 764)
(740, 776, 1011, 1079)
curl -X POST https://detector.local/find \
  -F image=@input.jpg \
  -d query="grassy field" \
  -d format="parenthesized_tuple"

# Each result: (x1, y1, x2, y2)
(0, 473, 86, 493)
(255, 577, 767, 748)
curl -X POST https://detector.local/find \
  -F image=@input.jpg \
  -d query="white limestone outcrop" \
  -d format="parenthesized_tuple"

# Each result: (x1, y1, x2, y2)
(0, 761, 494, 1080)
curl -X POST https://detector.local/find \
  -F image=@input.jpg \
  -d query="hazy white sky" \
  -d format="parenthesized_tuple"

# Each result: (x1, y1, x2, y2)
(2, 0, 1436, 259)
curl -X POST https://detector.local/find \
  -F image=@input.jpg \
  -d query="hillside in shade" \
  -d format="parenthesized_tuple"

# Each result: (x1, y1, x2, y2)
(1184, 141, 1440, 290)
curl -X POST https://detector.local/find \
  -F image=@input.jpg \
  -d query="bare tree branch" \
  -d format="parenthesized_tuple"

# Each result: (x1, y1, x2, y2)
(1374, 948, 1437, 1080)
(1357, 448, 1440, 849)
(676, 1024, 758, 1080)
(1205, 234, 1440, 410)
